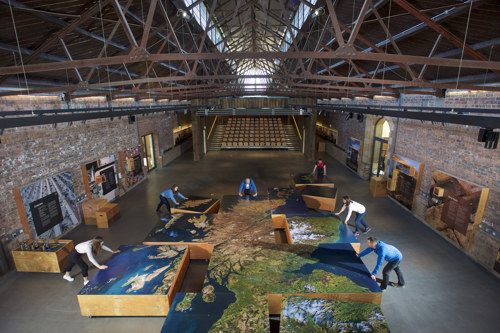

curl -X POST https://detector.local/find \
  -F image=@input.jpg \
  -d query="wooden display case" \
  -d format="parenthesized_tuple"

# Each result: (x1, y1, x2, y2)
(12, 239, 74, 273)
(370, 177, 387, 197)
(96, 203, 120, 228)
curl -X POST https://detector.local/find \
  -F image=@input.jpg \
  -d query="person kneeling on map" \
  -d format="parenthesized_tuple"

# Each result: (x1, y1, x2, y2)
(238, 178, 258, 198)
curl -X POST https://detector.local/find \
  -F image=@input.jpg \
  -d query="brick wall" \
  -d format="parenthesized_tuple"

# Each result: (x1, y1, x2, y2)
(394, 118, 500, 274)
(0, 97, 185, 270)
(137, 112, 177, 167)
(325, 91, 500, 276)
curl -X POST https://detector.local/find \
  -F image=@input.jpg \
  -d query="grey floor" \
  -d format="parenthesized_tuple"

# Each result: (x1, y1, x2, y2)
(1, 150, 499, 333)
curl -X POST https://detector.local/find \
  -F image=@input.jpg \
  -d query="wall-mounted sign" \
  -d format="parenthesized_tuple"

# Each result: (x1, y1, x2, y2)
(29, 192, 63, 236)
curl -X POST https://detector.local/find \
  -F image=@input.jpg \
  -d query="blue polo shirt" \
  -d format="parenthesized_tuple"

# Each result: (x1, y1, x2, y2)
(359, 241, 403, 275)
(160, 189, 185, 205)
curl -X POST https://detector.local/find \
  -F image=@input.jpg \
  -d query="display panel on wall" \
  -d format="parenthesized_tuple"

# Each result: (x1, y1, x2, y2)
(123, 146, 145, 187)
(425, 170, 489, 250)
(387, 155, 424, 211)
(346, 137, 362, 172)
(316, 123, 338, 145)
(19, 172, 80, 239)
(84, 155, 119, 201)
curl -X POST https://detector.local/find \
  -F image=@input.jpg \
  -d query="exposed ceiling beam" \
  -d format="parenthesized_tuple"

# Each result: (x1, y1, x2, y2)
(1, 51, 500, 76)
(392, 0, 500, 76)
(0, 0, 127, 51)
(111, 0, 138, 48)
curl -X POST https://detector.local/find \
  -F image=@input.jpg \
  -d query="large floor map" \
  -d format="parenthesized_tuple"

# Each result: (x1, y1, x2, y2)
(286, 214, 358, 246)
(143, 214, 215, 244)
(280, 296, 389, 332)
(79, 245, 187, 296)
(268, 188, 310, 215)
(190, 241, 381, 331)
(162, 292, 269, 333)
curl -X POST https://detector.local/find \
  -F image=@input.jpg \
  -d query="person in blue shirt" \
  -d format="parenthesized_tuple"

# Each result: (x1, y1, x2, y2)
(156, 184, 188, 213)
(358, 237, 405, 291)
(239, 178, 257, 197)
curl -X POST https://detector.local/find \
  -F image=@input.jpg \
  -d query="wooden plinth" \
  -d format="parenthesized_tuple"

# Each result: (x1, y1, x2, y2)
(12, 239, 74, 273)
(82, 198, 108, 225)
(370, 177, 387, 197)
(96, 203, 120, 228)
(272, 215, 292, 244)
(301, 185, 337, 211)
(77, 245, 190, 317)
(170, 197, 220, 214)
(267, 292, 382, 315)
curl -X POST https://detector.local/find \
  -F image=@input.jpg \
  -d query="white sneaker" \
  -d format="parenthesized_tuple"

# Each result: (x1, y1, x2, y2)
(83, 280, 89, 286)
(63, 275, 74, 282)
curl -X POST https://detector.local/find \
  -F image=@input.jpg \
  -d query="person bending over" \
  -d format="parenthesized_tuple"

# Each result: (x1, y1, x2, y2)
(335, 195, 371, 236)
(358, 237, 405, 291)
(156, 184, 188, 213)
(62, 236, 119, 285)
(239, 178, 258, 197)
(311, 159, 327, 178)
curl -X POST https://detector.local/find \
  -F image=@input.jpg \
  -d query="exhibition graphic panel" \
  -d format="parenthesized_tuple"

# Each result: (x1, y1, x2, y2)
(19, 171, 79, 239)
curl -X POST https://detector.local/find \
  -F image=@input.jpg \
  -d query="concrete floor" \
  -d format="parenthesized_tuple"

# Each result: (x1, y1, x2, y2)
(1, 150, 499, 333)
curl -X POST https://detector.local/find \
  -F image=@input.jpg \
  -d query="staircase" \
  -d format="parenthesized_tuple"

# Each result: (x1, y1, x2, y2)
(283, 125, 302, 151)
(208, 125, 225, 151)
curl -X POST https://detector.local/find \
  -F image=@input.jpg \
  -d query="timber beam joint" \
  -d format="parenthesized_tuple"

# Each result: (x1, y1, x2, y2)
(129, 48, 150, 61)
(335, 44, 357, 57)
(77, 81, 90, 90)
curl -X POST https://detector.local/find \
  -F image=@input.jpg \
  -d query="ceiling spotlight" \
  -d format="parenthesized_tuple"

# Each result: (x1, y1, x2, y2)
(345, 112, 353, 120)
(357, 114, 364, 122)
(311, 7, 325, 18)
(177, 9, 191, 20)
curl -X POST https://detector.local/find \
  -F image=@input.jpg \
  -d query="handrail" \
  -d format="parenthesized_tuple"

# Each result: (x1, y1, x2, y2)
(292, 115, 302, 140)
(207, 115, 218, 140)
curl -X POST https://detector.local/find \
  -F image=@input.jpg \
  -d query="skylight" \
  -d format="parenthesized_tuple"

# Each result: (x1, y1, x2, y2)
(280, 0, 318, 53)
(184, 0, 225, 53)
(242, 69, 269, 92)
(183, 0, 317, 91)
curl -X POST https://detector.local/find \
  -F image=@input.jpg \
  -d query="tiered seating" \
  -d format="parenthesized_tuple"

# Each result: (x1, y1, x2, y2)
(221, 117, 287, 149)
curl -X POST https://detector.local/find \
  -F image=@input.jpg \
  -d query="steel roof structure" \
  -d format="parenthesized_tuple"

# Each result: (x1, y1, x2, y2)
(0, 0, 499, 100)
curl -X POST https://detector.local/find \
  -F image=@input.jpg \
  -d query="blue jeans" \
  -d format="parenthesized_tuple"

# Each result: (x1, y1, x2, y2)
(354, 212, 368, 232)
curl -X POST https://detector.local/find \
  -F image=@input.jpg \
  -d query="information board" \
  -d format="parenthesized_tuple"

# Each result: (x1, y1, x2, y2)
(100, 166, 117, 195)
(29, 192, 63, 235)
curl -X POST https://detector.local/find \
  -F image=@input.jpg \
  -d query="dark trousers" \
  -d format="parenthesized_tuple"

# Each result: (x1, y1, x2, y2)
(354, 212, 369, 232)
(64, 249, 89, 277)
(381, 260, 405, 289)
(156, 195, 171, 213)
